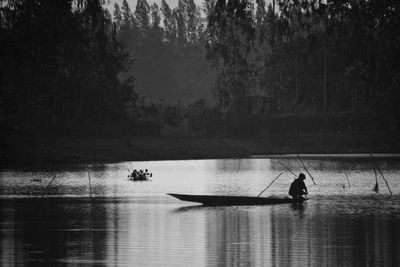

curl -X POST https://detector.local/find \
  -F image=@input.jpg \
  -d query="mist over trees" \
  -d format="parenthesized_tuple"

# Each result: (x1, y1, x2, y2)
(1, 0, 399, 136)
(109, 0, 400, 116)
(113, 0, 214, 103)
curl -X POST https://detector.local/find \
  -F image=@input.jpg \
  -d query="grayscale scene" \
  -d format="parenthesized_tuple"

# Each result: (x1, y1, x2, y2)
(1, 0, 400, 266)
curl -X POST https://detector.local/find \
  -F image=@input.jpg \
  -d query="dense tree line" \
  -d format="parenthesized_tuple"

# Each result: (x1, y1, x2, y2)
(113, 0, 400, 118)
(0, 0, 135, 133)
(205, 0, 400, 116)
(1, 0, 399, 136)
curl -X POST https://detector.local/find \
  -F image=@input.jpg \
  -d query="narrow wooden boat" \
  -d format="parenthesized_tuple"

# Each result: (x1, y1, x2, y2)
(168, 193, 307, 206)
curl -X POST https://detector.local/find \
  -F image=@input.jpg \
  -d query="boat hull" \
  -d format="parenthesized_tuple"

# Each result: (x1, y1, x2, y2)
(168, 193, 307, 206)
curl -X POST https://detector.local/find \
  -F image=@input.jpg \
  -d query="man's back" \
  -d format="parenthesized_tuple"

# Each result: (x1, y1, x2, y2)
(289, 177, 307, 196)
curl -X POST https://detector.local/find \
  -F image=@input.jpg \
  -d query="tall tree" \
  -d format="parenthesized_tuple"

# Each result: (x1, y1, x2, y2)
(174, 2, 186, 46)
(206, 0, 255, 113)
(151, 3, 161, 29)
(121, 0, 133, 26)
(113, 3, 123, 30)
(135, 0, 150, 36)
(0, 0, 136, 132)
(161, 0, 177, 44)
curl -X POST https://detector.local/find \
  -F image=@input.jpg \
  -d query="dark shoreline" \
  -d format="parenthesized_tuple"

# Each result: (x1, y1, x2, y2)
(1, 132, 400, 168)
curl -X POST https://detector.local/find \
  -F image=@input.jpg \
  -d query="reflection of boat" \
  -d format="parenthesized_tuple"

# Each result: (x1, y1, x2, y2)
(168, 193, 308, 206)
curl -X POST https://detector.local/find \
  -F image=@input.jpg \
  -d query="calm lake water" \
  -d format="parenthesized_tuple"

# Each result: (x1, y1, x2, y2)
(1, 157, 400, 266)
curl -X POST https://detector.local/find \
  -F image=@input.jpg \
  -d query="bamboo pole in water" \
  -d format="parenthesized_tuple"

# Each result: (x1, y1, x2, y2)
(297, 154, 316, 185)
(370, 154, 379, 193)
(88, 170, 92, 199)
(341, 154, 351, 188)
(370, 154, 393, 196)
(41, 174, 57, 198)
(257, 172, 285, 197)
(87, 170, 95, 229)
(277, 161, 297, 178)
(376, 168, 393, 196)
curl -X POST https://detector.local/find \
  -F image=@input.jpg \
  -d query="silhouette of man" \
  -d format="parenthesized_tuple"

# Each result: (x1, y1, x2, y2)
(289, 173, 308, 200)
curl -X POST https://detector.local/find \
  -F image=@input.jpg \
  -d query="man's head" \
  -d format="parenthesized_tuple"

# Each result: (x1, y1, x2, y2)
(298, 173, 306, 180)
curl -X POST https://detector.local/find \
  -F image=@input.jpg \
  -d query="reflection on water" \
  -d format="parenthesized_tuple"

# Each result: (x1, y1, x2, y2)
(1, 158, 400, 266)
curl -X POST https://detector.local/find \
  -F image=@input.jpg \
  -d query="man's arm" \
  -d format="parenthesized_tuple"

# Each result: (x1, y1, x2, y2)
(302, 181, 308, 194)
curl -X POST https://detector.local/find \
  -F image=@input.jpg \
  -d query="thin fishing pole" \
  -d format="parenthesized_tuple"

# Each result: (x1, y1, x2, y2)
(297, 154, 316, 185)
(277, 161, 297, 178)
(41, 174, 57, 198)
(341, 154, 351, 188)
(370, 154, 379, 193)
(257, 172, 285, 197)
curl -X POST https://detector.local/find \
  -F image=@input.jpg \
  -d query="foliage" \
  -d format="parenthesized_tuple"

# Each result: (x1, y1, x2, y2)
(204, 0, 400, 116)
(128, 169, 152, 181)
(205, 0, 256, 114)
(0, 0, 136, 133)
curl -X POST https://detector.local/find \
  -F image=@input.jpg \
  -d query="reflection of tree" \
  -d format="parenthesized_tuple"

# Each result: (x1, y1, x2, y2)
(215, 159, 254, 173)
(270, 202, 400, 266)
(0, 198, 108, 266)
(202, 201, 400, 266)
(206, 208, 252, 266)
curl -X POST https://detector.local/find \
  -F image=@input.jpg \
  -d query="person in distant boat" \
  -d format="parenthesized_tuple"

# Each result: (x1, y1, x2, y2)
(289, 173, 308, 200)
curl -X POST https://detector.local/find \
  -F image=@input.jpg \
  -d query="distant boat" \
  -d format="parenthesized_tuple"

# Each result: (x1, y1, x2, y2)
(168, 193, 308, 206)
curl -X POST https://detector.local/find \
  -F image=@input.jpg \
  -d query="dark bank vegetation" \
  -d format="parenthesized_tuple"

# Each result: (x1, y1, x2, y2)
(2, 133, 400, 166)
(1, 0, 400, 165)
